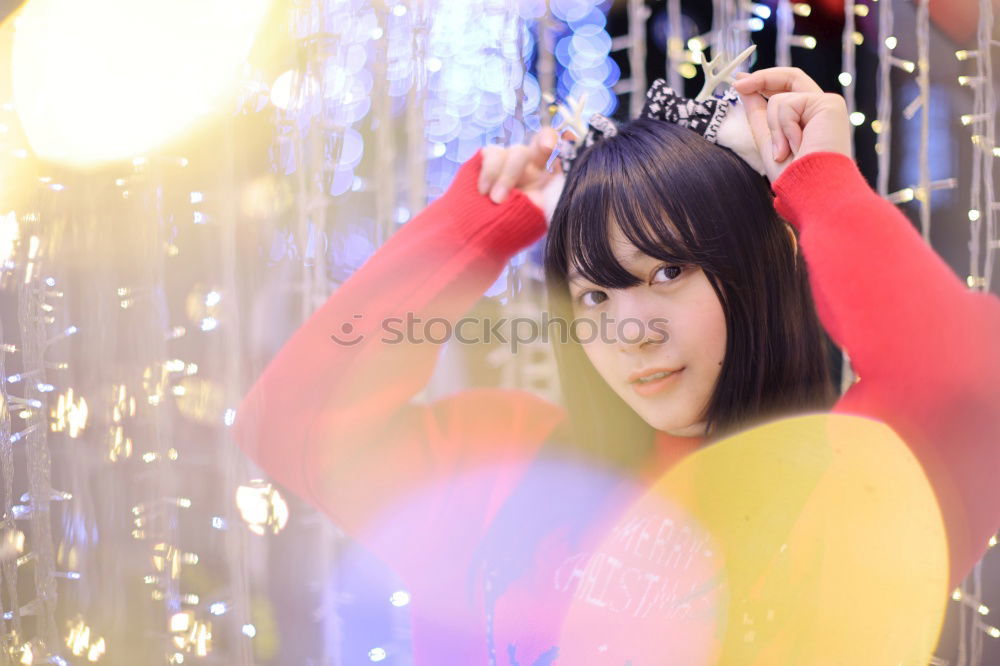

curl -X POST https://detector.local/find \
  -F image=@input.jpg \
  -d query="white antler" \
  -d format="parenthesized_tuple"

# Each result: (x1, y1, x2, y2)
(543, 92, 590, 142)
(695, 44, 757, 102)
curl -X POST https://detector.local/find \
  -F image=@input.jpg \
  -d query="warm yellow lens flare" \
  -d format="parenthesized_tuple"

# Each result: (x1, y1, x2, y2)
(10, 0, 271, 167)
(559, 413, 949, 665)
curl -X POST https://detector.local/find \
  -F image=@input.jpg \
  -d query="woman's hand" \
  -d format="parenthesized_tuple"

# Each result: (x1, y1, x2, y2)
(477, 127, 562, 212)
(733, 67, 852, 182)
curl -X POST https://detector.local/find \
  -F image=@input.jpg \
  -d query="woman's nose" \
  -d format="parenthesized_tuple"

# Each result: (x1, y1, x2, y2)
(610, 294, 668, 352)
(616, 319, 669, 353)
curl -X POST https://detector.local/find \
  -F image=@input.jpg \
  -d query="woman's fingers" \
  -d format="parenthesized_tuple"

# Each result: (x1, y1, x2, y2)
(478, 144, 505, 196)
(733, 66, 823, 97)
(738, 83, 851, 182)
(478, 129, 560, 205)
(530, 127, 559, 170)
(738, 89, 773, 163)
(779, 99, 804, 155)
(744, 88, 809, 161)
(739, 88, 808, 178)
(491, 145, 530, 203)
(765, 93, 790, 162)
(766, 92, 810, 161)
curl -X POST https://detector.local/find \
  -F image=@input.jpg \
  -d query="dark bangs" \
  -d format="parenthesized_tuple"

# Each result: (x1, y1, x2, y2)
(543, 116, 837, 468)
(548, 116, 746, 293)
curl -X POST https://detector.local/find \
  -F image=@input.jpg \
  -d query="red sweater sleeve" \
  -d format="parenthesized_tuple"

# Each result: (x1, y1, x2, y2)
(232, 150, 566, 550)
(773, 152, 1000, 589)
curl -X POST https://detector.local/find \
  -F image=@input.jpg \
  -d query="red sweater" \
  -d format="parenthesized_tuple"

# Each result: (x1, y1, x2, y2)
(233, 150, 1000, 664)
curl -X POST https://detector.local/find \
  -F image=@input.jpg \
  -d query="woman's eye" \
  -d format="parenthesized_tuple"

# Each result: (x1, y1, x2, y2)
(579, 290, 608, 307)
(652, 265, 684, 284)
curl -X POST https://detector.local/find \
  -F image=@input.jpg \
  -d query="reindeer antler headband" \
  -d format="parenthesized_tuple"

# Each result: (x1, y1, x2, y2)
(543, 44, 765, 177)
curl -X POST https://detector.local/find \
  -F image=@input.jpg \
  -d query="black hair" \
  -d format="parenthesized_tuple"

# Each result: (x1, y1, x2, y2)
(542, 116, 837, 469)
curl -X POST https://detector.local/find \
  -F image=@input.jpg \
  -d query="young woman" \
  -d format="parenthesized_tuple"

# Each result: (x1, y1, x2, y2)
(233, 67, 1000, 664)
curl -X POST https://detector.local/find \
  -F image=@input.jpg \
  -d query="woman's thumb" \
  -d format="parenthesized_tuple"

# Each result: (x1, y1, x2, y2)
(539, 126, 558, 149)
(531, 127, 559, 167)
(736, 91, 771, 159)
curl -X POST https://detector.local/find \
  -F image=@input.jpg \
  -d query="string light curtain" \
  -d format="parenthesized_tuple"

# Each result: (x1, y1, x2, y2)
(0, 0, 997, 664)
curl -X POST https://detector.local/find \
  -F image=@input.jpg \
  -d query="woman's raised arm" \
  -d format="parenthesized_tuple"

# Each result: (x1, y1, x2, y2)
(736, 66, 1000, 589)
(232, 138, 567, 555)
(771, 151, 1000, 589)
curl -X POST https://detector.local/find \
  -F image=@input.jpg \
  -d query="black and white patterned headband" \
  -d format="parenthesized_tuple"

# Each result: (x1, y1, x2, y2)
(543, 45, 764, 178)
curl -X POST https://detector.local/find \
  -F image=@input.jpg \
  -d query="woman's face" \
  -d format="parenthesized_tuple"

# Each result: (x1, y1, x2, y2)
(568, 225, 727, 437)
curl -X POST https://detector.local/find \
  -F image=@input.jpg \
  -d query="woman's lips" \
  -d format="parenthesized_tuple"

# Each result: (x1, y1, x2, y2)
(630, 368, 684, 397)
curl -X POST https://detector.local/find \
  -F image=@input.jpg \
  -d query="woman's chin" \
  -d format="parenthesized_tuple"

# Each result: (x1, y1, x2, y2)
(642, 415, 706, 438)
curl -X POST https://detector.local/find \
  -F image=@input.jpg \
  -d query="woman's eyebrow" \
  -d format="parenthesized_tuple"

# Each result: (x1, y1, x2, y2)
(567, 251, 655, 283)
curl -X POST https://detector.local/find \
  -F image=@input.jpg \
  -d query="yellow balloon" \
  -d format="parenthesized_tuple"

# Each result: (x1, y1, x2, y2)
(559, 413, 949, 665)
(10, 0, 271, 166)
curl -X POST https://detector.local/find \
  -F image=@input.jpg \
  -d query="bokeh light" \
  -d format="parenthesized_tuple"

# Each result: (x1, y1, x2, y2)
(560, 414, 949, 664)
(11, 0, 272, 166)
